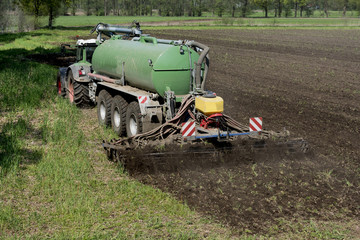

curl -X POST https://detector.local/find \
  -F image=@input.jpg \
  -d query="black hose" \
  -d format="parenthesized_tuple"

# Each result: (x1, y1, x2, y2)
(187, 41, 209, 90)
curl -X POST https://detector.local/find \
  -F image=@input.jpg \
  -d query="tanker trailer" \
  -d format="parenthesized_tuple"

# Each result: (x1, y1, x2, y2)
(58, 22, 308, 157)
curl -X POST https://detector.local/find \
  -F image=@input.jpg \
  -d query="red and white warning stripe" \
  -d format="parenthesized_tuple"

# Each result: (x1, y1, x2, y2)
(249, 117, 263, 132)
(78, 69, 86, 76)
(138, 96, 148, 104)
(181, 121, 196, 137)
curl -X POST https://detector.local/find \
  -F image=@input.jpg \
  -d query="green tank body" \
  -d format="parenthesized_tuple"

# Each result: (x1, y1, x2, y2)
(91, 37, 199, 97)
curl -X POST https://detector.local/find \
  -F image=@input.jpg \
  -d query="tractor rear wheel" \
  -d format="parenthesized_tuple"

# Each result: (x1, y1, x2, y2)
(111, 95, 128, 136)
(126, 101, 143, 137)
(74, 81, 93, 108)
(97, 90, 112, 126)
(66, 70, 93, 108)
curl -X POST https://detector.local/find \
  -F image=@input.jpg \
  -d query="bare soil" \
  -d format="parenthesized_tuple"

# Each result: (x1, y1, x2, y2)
(128, 29, 360, 233)
(27, 53, 76, 67)
(32, 28, 360, 235)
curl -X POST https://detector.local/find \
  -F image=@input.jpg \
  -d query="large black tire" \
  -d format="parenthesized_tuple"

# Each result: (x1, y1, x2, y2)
(126, 101, 143, 137)
(74, 81, 93, 108)
(111, 95, 128, 136)
(97, 90, 112, 126)
(57, 71, 66, 97)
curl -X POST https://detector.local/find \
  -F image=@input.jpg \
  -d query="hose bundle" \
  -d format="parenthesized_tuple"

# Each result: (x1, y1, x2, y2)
(103, 94, 287, 151)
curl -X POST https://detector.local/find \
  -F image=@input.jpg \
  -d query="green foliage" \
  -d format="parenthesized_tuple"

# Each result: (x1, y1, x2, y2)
(7, 0, 360, 30)
(52, 15, 213, 27)
(349, 0, 360, 12)
(17, 0, 65, 28)
(215, 0, 226, 16)
(252, 0, 274, 17)
(43, 0, 65, 28)
(304, 6, 314, 16)
(283, 4, 293, 16)
(221, 17, 235, 25)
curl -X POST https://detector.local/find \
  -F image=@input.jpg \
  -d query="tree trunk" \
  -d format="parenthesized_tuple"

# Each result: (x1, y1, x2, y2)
(274, 0, 279, 17)
(294, 1, 298, 17)
(342, 0, 348, 17)
(34, 0, 41, 29)
(136, 0, 139, 15)
(264, 7, 268, 17)
(242, 0, 248, 17)
(182, 0, 185, 16)
(86, 0, 91, 16)
(232, 5, 235, 17)
(198, 0, 202, 16)
(324, 0, 329, 17)
(278, 1, 282, 17)
(71, 0, 76, 16)
(112, 0, 115, 15)
(94, 0, 99, 15)
(48, 5, 53, 28)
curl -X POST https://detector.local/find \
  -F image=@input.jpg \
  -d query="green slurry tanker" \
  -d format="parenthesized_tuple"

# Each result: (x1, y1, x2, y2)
(58, 22, 307, 158)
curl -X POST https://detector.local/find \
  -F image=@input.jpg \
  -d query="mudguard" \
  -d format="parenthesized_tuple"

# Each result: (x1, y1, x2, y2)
(68, 64, 92, 82)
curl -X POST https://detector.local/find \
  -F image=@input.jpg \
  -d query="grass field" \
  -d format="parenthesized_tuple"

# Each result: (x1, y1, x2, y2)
(52, 15, 360, 29)
(0, 18, 359, 238)
(5, 13, 360, 31)
(53, 15, 214, 27)
(51, 10, 360, 28)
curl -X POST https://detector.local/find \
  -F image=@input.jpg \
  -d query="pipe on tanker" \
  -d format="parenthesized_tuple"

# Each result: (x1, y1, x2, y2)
(94, 23, 142, 36)
(132, 37, 182, 45)
(201, 55, 209, 91)
(187, 41, 209, 91)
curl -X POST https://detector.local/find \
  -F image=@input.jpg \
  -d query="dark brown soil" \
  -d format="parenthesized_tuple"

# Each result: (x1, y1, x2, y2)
(126, 29, 360, 234)
(27, 53, 76, 67)
(37, 28, 360, 235)
(127, 144, 358, 233)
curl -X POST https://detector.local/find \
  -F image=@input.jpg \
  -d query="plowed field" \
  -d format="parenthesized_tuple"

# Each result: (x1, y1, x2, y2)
(125, 29, 360, 233)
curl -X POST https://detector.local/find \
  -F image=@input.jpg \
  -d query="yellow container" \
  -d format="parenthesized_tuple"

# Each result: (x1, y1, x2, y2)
(195, 96, 224, 116)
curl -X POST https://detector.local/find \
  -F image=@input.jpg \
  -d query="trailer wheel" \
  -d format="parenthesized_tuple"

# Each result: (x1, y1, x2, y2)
(97, 90, 112, 126)
(57, 71, 66, 97)
(126, 101, 143, 137)
(111, 95, 128, 136)
(74, 81, 93, 108)
(66, 70, 75, 103)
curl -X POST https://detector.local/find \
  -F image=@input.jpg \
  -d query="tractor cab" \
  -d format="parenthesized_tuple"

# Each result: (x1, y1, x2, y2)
(75, 39, 97, 64)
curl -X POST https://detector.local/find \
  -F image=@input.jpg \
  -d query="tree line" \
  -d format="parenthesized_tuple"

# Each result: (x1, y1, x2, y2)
(2, 0, 360, 30)
(57, 0, 360, 18)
